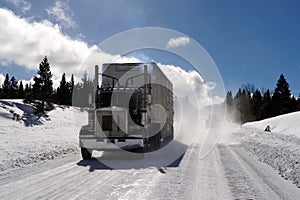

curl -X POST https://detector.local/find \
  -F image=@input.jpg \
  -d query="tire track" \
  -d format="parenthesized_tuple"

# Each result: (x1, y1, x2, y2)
(219, 144, 300, 200)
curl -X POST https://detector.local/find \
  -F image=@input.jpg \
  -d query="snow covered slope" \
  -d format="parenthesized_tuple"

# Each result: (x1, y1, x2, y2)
(0, 99, 87, 172)
(240, 112, 300, 187)
(243, 111, 300, 137)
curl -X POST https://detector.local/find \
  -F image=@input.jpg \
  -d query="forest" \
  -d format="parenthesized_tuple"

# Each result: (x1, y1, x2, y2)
(225, 75, 300, 123)
(0, 56, 92, 114)
(1, 56, 300, 123)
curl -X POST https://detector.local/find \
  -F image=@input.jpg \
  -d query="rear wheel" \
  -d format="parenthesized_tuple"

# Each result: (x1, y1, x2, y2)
(144, 132, 161, 152)
(135, 147, 144, 153)
(81, 147, 92, 160)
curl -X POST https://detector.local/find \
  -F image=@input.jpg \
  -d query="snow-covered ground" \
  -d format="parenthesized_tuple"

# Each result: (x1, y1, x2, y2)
(240, 112, 300, 188)
(1, 99, 300, 199)
(0, 99, 87, 173)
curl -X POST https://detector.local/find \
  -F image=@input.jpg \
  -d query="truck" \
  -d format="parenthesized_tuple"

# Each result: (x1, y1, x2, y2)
(79, 62, 174, 160)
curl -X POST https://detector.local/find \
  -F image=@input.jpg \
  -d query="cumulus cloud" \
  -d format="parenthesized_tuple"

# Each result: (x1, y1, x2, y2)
(0, 8, 223, 107)
(0, 8, 144, 88)
(158, 63, 223, 107)
(0, 8, 96, 82)
(46, 0, 76, 29)
(4, 0, 31, 13)
(167, 36, 190, 48)
(0, 73, 5, 85)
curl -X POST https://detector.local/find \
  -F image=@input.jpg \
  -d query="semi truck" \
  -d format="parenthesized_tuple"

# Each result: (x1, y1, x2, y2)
(79, 62, 174, 160)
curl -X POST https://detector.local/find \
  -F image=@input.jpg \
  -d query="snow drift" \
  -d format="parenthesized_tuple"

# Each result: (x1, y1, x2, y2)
(241, 111, 300, 188)
(0, 99, 87, 173)
(243, 112, 300, 137)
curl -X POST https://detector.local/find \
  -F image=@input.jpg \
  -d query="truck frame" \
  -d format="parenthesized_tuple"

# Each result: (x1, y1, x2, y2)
(79, 62, 174, 159)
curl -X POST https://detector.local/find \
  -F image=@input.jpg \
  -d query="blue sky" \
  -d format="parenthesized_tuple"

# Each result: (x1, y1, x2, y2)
(0, 0, 300, 96)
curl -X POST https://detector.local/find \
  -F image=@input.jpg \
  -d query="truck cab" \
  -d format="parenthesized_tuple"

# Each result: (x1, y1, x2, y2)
(79, 62, 174, 159)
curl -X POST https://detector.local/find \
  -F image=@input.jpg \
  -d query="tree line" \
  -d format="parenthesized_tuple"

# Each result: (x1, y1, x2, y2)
(225, 74, 300, 123)
(0, 56, 93, 113)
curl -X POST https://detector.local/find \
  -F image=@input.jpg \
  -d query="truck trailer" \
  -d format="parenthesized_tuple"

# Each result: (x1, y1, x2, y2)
(79, 62, 174, 160)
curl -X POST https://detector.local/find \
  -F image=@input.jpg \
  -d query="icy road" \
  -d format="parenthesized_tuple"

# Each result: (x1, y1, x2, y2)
(0, 143, 299, 200)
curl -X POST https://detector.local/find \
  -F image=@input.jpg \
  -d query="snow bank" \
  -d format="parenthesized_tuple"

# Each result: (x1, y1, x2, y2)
(240, 112, 300, 188)
(0, 99, 87, 172)
(243, 111, 300, 137)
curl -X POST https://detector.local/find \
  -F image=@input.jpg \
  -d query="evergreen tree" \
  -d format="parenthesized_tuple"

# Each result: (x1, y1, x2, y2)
(70, 74, 74, 93)
(72, 72, 93, 107)
(32, 56, 53, 113)
(10, 76, 18, 99)
(18, 81, 25, 99)
(24, 83, 32, 103)
(261, 89, 273, 119)
(251, 89, 263, 120)
(225, 91, 235, 121)
(290, 96, 298, 112)
(242, 83, 255, 95)
(2, 73, 10, 98)
(273, 74, 291, 114)
(57, 73, 70, 105)
(234, 89, 252, 123)
(225, 91, 233, 106)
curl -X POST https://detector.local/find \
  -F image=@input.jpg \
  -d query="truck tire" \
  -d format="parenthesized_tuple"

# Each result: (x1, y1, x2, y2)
(155, 132, 161, 150)
(81, 147, 92, 160)
(136, 147, 144, 153)
(146, 132, 161, 152)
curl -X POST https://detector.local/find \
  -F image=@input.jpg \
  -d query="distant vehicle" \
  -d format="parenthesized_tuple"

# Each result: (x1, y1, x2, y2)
(79, 62, 174, 159)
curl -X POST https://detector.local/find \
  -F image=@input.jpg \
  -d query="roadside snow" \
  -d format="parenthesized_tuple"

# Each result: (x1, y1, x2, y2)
(240, 112, 300, 188)
(0, 99, 87, 173)
(243, 111, 300, 137)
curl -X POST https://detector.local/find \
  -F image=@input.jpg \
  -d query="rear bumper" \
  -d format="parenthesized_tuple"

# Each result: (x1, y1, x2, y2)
(79, 137, 144, 150)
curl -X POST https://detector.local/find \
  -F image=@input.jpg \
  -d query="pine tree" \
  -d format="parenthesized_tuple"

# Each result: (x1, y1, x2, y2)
(2, 73, 10, 98)
(10, 76, 18, 99)
(72, 72, 93, 107)
(70, 74, 74, 93)
(225, 91, 233, 106)
(290, 96, 298, 112)
(24, 83, 32, 103)
(18, 81, 25, 99)
(57, 73, 70, 105)
(32, 56, 53, 113)
(234, 89, 252, 123)
(251, 89, 263, 120)
(68, 74, 74, 104)
(273, 74, 291, 114)
(225, 91, 235, 121)
(261, 89, 273, 119)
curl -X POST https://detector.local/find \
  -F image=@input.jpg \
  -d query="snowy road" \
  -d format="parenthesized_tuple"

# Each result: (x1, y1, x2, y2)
(0, 144, 300, 200)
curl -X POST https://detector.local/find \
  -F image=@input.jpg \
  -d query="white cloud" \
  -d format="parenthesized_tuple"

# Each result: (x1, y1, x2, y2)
(0, 8, 143, 87)
(4, 0, 31, 13)
(0, 73, 5, 85)
(158, 63, 223, 107)
(46, 0, 76, 29)
(0, 8, 223, 107)
(167, 36, 190, 48)
(0, 8, 94, 80)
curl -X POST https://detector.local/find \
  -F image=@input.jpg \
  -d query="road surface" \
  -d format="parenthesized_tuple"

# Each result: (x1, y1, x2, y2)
(0, 144, 299, 200)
